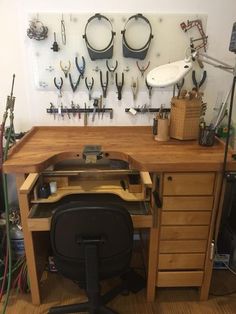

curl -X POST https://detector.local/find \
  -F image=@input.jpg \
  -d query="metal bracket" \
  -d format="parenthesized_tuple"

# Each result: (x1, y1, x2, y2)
(82, 145, 103, 163)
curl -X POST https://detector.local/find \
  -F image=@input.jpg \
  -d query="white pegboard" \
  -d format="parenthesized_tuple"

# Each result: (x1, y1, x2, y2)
(25, 12, 207, 125)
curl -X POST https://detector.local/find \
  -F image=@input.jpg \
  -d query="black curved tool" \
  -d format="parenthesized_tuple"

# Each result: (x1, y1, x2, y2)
(115, 72, 124, 100)
(136, 60, 150, 77)
(192, 70, 207, 91)
(69, 74, 81, 93)
(106, 60, 118, 84)
(176, 78, 185, 98)
(53, 77, 63, 96)
(85, 77, 94, 100)
(75, 56, 86, 78)
(100, 71, 109, 98)
(145, 79, 152, 99)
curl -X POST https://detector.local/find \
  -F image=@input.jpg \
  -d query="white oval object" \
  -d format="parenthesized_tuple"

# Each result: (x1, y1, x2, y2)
(146, 60, 192, 87)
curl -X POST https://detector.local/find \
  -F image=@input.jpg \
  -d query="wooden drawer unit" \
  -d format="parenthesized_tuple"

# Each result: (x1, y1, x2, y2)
(163, 172, 215, 196)
(155, 171, 217, 292)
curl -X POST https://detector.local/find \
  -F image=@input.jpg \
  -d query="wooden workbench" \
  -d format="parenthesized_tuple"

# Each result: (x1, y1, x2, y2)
(3, 126, 236, 305)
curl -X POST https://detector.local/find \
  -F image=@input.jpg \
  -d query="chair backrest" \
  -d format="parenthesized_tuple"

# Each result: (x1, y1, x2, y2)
(50, 201, 134, 282)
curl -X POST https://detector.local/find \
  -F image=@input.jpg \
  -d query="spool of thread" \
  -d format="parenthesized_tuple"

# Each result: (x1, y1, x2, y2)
(155, 118, 169, 141)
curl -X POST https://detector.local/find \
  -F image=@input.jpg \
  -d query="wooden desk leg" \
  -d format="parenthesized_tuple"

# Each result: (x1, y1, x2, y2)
(199, 261, 213, 301)
(200, 173, 224, 301)
(16, 174, 41, 305)
(146, 227, 158, 302)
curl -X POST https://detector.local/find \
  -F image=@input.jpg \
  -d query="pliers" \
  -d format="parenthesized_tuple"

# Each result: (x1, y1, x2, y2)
(145, 79, 152, 99)
(106, 60, 118, 84)
(69, 74, 81, 93)
(54, 77, 63, 97)
(85, 77, 94, 100)
(75, 56, 86, 78)
(115, 72, 124, 100)
(100, 71, 109, 98)
(136, 61, 150, 77)
(192, 70, 207, 91)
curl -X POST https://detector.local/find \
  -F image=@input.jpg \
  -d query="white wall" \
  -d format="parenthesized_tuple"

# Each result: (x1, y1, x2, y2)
(0, 0, 236, 132)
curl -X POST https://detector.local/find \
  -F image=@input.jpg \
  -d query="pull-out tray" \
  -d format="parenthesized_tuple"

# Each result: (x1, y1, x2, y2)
(28, 193, 153, 231)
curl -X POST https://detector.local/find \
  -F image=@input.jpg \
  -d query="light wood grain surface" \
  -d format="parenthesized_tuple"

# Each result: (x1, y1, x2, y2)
(3, 126, 236, 173)
(3, 270, 236, 314)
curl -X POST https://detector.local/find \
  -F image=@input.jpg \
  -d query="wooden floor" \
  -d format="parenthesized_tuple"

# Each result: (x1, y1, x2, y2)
(2, 270, 236, 314)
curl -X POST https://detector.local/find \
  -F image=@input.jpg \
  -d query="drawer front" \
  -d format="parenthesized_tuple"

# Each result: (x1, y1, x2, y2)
(162, 196, 213, 211)
(161, 211, 212, 226)
(158, 253, 205, 270)
(157, 271, 204, 287)
(163, 173, 215, 196)
(159, 240, 207, 253)
(160, 226, 209, 240)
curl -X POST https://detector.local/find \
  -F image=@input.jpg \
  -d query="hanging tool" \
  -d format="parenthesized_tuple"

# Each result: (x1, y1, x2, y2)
(145, 79, 153, 100)
(54, 77, 63, 97)
(84, 103, 88, 125)
(70, 101, 76, 117)
(106, 60, 118, 84)
(100, 71, 109, 98)
(98, 96, 103, 119)
(58, 103, 64, 119)
(69, 74, 81, 92)
(92, 98, 99, 122)
(115, 72, 124, 100)
(131, 77, 139, 100)
(65, 106, 71, 119)
(54, 77, 63, 120)
(85, 77, 94, 101)
(192, 70, 207, 91)
(176, 78, 185, 98)
(60, 61, 71, 78)
(76, 104, 81, 119)
(75, 56, 86, 78)
(136, 61, 150, 77)
(51, 32, 60, 51)
(61, 14, 66, 45)
(49, 102, 56, 120)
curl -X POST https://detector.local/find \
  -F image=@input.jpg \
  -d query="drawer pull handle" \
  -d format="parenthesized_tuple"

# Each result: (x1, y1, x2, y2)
(167, 176, 173, 181)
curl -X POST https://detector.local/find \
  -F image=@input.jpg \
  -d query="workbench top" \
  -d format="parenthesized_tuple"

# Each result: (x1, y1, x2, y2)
(3, 126, 236, 173)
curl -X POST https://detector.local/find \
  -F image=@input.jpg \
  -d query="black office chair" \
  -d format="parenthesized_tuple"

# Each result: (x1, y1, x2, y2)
(48, 201, 134, 314)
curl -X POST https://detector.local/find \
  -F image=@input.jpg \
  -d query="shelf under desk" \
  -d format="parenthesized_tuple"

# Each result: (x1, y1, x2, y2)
(28, 194, 153, 231)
